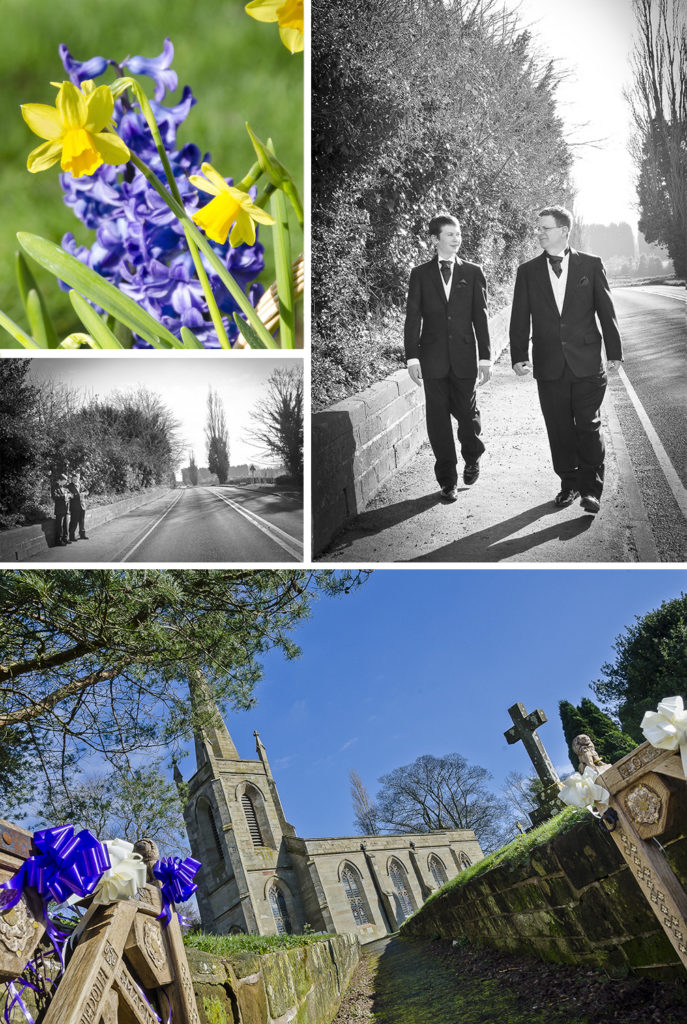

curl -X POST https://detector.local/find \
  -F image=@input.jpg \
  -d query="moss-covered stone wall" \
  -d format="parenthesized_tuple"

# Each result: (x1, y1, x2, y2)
(187, 933, 360, 1024)
(401, 809, 687, 983)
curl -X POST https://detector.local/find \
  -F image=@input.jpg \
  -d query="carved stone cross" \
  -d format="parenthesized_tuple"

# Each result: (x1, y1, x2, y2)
(504, 702, 560, 789)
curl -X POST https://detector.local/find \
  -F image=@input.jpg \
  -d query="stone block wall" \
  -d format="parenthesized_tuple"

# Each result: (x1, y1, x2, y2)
(187, 933, 360, 1024)
(402, 812, 687, 982)
(0, 486, 173, 561)
(312, 307, 510, 554)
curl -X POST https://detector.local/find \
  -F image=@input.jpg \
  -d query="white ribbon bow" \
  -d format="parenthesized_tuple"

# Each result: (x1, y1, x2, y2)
(559, 766, 610, 810)
(91, 838, 147, 905)
(641, 695, 687, 778)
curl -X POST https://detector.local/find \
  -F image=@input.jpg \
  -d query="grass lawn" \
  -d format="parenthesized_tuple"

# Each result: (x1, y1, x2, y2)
(0, 0, 303, 339)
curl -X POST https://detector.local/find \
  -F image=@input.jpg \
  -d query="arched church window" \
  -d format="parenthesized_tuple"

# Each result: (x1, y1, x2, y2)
(428, 854, 448, 887)
(389, 860, 414, 922)
(268, 883, 292, 935)
(196, 800, 223, 863)
(242, 793, 264, 846)
(459, 852, 472, 870)
(341, 866, 370, 926)
(208, 805, 223, 860)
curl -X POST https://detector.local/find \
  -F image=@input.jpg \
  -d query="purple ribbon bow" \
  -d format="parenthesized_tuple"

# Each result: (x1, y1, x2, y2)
(153, 856, 201, 927)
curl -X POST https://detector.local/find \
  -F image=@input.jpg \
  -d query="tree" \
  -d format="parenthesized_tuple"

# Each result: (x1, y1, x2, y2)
(188, 451, 199, 486)
(591, 593, 687, 740)
(205, 387, 230, 484)
(626, 0, 686, 276)
(501, 771, 547, 823)
(0, 360, 44, 520)
(374, 752, 512, 853)
(559, 698, 636, 770)
(39, 764, 188, 856)
(249, 368, 303, 479)
(349, 769, 380, 835)
(0, 570, 368, 806)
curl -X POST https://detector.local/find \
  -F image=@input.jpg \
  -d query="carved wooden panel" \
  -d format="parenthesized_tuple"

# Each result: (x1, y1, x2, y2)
(125, 913, 174, 988)
(0, 823, 45, 982)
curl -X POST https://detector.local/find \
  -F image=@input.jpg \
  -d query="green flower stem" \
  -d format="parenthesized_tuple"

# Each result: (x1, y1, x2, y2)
(126, 152, 277, 349)
(184, 228, 232, 349)
(283, 182, 304, 228)
(119, 84, 231, 350)
(271, 188, 294, 349)
(254, 183, 277, 210)
(237, 160, 262, 192)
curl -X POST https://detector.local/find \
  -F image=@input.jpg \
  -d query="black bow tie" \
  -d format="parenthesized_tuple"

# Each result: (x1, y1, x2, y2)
(546, 249, 568, 278)
(439, 259, 453, 283)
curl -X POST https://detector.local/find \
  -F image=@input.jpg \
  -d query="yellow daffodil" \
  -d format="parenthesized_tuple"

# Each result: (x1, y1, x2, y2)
(245, 0, 304, 54)
(189, 163, 275, 246)
(21, 80, 130, 178)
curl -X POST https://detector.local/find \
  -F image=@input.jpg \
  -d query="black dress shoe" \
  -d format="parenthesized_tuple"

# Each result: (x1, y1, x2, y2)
(554, 488, 580, 508)
(580, 494, 600, 514)
(440, 485, 459, 502)
(70, 536, 78, 542)
(80, 534, 89, 540)
(463, 462, 480, 485)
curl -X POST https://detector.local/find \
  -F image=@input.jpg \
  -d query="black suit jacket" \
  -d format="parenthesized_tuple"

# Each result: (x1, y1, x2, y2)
(509, 249, 622, 380)
(404, 257, 491, 379)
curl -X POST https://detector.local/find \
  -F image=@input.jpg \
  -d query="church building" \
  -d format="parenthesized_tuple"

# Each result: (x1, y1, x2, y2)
(177, 708, 484, 943)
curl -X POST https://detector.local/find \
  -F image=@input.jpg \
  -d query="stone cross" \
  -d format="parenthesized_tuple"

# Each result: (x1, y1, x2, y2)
(504, 702, 560, 788)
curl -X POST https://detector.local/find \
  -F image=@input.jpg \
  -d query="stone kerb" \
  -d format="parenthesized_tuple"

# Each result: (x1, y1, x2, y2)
(0, 486, 174, 562)
(312, 306, 511, 555)
(187, 933, 360, 1024)
(401, 812, 687, 982)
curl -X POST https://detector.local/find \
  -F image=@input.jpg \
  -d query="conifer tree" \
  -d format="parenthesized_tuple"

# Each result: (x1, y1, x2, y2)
(559, 698, 636, 770)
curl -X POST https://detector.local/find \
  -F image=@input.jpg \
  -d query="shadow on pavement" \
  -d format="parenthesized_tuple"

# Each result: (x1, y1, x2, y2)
(412, 502, 595, 562)
(328, 491, 445, 551)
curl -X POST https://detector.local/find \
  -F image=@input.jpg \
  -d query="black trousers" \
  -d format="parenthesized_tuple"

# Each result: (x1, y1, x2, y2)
(423, 374, 485, 488)
(55, 510, 68, 542)
(536, 363, 607, 498)
(69, 507, 86, 538)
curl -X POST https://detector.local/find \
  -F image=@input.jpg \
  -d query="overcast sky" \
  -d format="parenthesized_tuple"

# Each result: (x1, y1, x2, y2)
(509, 0, 638, 226)
(174, 568, 687, 840)
(26, 355, 302, 470)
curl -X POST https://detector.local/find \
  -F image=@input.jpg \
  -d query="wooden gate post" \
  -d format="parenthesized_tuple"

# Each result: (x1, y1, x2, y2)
(597, 743, 687, 970)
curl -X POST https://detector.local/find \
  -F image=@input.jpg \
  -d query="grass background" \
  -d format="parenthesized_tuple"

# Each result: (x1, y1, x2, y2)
(0, 0, 303, 339)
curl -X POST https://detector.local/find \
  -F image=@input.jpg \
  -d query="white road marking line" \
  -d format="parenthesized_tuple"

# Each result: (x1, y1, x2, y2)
(604, 389, 659, 561)
(120, 490, 185, 562)
(617, 365, 687, 521)
(210, 488, 303, 559)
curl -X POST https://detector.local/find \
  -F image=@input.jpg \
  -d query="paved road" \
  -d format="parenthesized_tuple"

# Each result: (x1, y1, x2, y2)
(28, 485, 303, 563)
(610, 284, 687, 560)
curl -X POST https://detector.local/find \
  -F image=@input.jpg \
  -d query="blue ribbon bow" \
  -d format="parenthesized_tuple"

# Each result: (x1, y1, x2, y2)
(153, 856, 201, 927)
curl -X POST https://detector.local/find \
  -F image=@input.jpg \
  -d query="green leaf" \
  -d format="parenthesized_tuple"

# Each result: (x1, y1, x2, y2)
(69, 291, 125, 349)
(15, 251, 60, 348)
(246, 125, 303, 226)
(16, 233, 183, 350)
(233, 314, 269, 350)
(180, 326, 205, 349)
(271, 189, 295, 349)
(0, 309, 38, 348)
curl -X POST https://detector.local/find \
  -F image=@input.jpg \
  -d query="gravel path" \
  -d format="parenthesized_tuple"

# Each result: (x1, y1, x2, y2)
(332, 936, 687, 1024)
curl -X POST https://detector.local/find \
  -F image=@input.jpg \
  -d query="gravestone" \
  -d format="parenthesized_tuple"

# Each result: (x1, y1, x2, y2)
(504, 702, 564, 827)
(0, 822, 201, 1024)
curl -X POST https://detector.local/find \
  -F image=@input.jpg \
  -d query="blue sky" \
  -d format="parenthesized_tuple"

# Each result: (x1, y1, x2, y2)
(175, 569, 687, 840)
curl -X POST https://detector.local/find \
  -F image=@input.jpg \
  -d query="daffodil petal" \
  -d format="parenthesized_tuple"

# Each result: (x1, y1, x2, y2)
(199, 162, 232, 194)
(85, 85, 114, 132)
(56, 81, 87, 130)
(245, 0, 281, 22)
(93, 132, 130, 166)
(230, 210, 256, 247)
(61, 129, 102, 177)
(188, 173, 222, 197)
(276, 0, 303, 31)
(243, 203, 276, 226)
(21, 103, 63, 141)
(80, 80, 97, 97)
(26, 139, 63, 173)
(279, 25, 304, 53)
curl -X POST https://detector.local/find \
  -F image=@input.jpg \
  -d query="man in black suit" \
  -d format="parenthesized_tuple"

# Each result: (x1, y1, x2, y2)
(510, 206, 623, 514)
(68, 470, 89, 541)
(404, 214, 492, 501)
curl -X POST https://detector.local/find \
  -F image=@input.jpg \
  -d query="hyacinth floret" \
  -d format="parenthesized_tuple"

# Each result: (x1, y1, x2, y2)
(57, 42, 265, 348)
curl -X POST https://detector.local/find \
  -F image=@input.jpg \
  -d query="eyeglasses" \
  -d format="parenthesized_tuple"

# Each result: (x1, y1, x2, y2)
(538, 224, 564, 233)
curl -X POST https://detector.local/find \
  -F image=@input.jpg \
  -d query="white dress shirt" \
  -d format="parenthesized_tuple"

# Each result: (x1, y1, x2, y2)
(546, 248, 570, 314)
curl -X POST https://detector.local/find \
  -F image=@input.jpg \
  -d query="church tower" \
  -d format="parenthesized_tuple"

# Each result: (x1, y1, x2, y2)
(178, 681, 306, 936)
